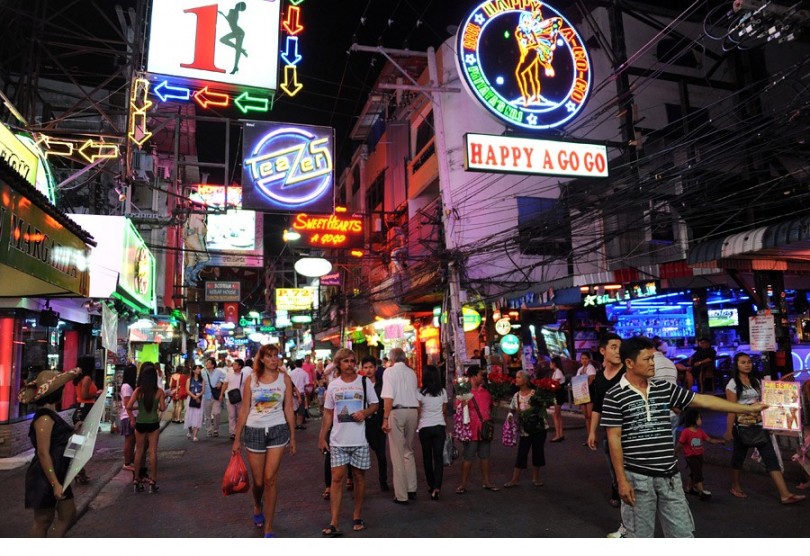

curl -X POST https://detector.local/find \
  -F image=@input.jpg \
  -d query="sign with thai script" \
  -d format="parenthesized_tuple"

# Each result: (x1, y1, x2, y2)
(761, 381, 801, 432)
(205, 281, 241, 302)
(275, 288, 314, 311)
(457, 0, 592, 131)
(291, 212, 364, 249)
(583, 281, 659, 307)
(749, 314, 777, 352)
(242, 122, 335, 213)
(465, 133, 608, 178)
(146, 0, 281, 91)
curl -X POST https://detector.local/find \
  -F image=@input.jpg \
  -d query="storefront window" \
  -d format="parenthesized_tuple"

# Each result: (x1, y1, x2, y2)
(15, 314, 68, 419)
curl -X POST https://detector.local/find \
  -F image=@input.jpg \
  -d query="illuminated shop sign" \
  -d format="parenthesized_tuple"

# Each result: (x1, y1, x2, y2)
(276, 288, 314, 311)
(464, 133, 608, 178)
(320, 272, 341, 287)
(0, 124, 38, 187)
(582, 281, 659, 307)
(146, 0, 281, 91)
(291, 212, 364, 249)
(457, 0, 592, 131)
(500, 333, 521, 355)
(242, 122, 335, 213)
(462, 306, 482, 332)
(279, 3, 305, 97)
(205, 281, 241, 302)
(120, 219, 156, 312)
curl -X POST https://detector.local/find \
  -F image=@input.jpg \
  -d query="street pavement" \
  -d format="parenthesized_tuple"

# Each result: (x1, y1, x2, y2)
(0, 402, 806, 538)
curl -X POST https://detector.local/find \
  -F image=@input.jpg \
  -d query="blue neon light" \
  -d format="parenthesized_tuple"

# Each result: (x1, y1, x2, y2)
(153, 80, 191, 102)
(281, 36, 302, 66)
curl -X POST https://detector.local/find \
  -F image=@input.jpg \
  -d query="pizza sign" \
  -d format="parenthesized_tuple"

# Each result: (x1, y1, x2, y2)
(457, 0, 592, 131)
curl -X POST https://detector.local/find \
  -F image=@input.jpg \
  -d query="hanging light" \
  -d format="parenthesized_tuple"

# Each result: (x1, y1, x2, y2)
(283, 229, 301, 241)
(294, 257, 332, 278)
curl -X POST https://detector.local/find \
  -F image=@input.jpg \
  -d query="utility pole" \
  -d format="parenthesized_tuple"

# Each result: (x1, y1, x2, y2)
(350, 44, 467, 377)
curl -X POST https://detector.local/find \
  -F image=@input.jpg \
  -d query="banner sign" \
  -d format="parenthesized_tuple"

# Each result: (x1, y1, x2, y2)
(119, 219, 156, 312)
(456, 0, 592, 131)
(275, 288, 314, 311)
(571, 374, 591, 405)
(242, 121, 335, 213)
(0, 181, 90, 297)
(464, 133, 608, 178)
(205, 281, 241, 302)
(146, 0, 281, 91)
(761, 381, 801, 432)
(583, 281, 659, 307)
(291, 212, 363, 249)
(320, 272, 341, 287)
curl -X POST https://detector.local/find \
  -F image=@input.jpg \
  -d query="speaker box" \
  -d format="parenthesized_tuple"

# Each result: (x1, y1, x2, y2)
(39, 309, 60, 327)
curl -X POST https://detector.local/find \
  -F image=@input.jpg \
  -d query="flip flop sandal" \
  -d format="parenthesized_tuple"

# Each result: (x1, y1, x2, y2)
(455, 486, 467, 494)
(322, 488, 330, 500)
(781, 494, 806, 505)
(352, 518, 366, 532)
(729, 488, 748, 499)
(503, 482, 519, 488)
(482, 485, 500, 491)
(533, 481, 545, 487)
(253, 513, 265, 528)
(322, 524, 343, 537)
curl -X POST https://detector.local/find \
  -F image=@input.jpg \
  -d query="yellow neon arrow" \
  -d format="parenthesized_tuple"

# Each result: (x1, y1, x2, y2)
(131, 78, 153, 111)
(128, 110, 152, 146)
(38, 135, 74, 158)
(78, 139, 120, 163)
(280, 65, 303, 97)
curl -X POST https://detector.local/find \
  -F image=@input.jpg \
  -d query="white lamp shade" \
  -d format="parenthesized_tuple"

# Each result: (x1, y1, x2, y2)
(294, 257, 332, 278)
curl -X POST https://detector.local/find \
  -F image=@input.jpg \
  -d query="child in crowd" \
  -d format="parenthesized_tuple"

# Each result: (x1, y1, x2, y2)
(677, 408, 725, 501)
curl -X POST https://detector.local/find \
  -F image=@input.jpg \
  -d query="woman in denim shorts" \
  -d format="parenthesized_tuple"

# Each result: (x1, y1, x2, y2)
(232, 344, 297, 537)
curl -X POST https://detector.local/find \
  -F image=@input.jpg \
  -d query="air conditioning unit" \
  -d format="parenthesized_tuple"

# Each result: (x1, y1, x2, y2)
(131, 150, 155, 182)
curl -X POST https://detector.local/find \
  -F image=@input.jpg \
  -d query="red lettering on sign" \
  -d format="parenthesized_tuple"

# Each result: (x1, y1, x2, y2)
(180, 4, 226, 74)
(470, 143, 483, 165)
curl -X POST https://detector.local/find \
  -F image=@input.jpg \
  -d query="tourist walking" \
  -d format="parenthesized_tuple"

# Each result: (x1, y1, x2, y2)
(20, 368, 81, 537)
(223, 358, 250, 439)
(416, 364, 447, 500)
(169, 366, 188, 423)
(232, 344, 297, 538)
(185, 365, 204, 441)
(724, 352, 806, 504)
(202, 357, 225, 437)
(549, 356, 566, 442)
(318, 348, 379, 536)
(119, 363, 137, 472)
(504, 370, 547, 488)
(381, 347, 419, 504)
(456, 365, 499, 494)
(361, 356, 389, 492)
(127, 363, 166, 493)
(575, 352, 597, 435)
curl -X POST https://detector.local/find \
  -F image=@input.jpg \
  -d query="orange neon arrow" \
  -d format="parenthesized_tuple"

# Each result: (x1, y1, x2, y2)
(280, 65, 303, 97)
(282, 6, 304, 35)
(193, 86, 230, 109)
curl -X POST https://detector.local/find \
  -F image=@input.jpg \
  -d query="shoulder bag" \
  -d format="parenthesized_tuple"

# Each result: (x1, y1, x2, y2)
(206, 371, 223, 400)
(471, 396, 495, 442)
(734, 423, 769, 447)
(227, 372, 244, 405)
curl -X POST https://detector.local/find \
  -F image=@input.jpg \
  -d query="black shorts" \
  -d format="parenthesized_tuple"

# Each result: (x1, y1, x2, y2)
(135, 422, 160, 433)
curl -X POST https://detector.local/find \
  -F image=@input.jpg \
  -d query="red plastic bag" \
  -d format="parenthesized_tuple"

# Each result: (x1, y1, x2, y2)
(222, 452, 250, 496)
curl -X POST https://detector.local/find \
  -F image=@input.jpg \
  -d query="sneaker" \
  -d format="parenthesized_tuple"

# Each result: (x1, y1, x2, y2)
(606, 524, 627, 538)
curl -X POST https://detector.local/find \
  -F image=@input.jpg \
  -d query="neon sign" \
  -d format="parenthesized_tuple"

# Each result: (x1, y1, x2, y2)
(456, 0, 592, 131)
(279, 3, 305, 97)
(291, 212, 363, 249)
(242, 122, 334, 213)
(465, 133, 608, 177)
(128, 77, 153, 146)
(583, 281, 659, 307)
(146, 0, 281, 92)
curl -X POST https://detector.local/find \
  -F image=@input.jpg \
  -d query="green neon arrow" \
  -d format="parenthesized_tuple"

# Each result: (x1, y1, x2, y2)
(234, 92, 270, 114)
(288, 0, 305, 4)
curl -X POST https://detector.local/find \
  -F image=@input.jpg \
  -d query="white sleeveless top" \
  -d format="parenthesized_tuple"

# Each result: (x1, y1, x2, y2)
(246, 372, 287, 428)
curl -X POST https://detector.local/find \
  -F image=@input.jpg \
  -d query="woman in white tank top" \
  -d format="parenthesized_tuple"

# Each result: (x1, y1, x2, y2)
(232, 344, 296, 538)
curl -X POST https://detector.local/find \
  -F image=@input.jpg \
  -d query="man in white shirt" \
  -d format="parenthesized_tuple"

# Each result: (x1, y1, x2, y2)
(290, 359, 312, 430)
(381, 347, 419, 504)
(222, 358, 251, 439)
(653, 337, 680, 442)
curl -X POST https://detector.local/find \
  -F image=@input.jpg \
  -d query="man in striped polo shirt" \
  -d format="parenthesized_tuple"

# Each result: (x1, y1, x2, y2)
(601, 336, 767, 538)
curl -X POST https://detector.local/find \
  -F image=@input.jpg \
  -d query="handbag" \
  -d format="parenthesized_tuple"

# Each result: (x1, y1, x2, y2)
(227, 372, 244, 405)
(443, 434, 459, 466)
(502, 416, 518, 447)
(471, 396, 495, 442)
(189, 396, 201, 408)
(735, 424, 769, 447)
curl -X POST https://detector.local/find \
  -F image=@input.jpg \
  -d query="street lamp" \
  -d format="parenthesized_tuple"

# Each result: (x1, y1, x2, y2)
(294, 257, 332, 278)
(283, 229, 301, 242)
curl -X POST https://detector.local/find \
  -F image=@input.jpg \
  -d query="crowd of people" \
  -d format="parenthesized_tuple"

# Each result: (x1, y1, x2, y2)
(19, 336, 810, 538)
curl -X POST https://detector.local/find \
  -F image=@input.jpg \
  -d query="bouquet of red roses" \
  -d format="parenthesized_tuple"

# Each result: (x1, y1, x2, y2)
(485, 369, 516, 401)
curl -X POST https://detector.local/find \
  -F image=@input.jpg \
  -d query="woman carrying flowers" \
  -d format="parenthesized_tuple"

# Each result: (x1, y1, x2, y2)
(504, 371, 555, 488)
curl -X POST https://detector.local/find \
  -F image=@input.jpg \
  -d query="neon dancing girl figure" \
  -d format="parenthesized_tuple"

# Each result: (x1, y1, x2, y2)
(219, 2, 248, 74)
(514, 2, 562, 106)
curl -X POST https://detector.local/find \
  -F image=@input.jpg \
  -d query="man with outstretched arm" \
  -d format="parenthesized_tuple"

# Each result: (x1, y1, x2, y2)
(601, 336, 767, 538)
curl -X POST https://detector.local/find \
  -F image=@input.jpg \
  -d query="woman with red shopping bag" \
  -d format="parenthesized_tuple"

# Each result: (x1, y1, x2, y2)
(231, 344, 297, 538)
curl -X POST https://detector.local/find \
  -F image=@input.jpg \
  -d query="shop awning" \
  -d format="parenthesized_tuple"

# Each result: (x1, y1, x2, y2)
(688, 217, 810, 268)
(0, 159, 95, 298)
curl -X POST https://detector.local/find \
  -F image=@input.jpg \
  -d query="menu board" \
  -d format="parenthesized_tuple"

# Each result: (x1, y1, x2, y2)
(749, 315, 776, 352)
(761, 381, 801, 432)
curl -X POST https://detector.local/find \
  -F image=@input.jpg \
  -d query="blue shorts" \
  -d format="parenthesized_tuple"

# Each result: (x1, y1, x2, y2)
(243, 424, 290, 453)
(329, 445, 371, 469)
